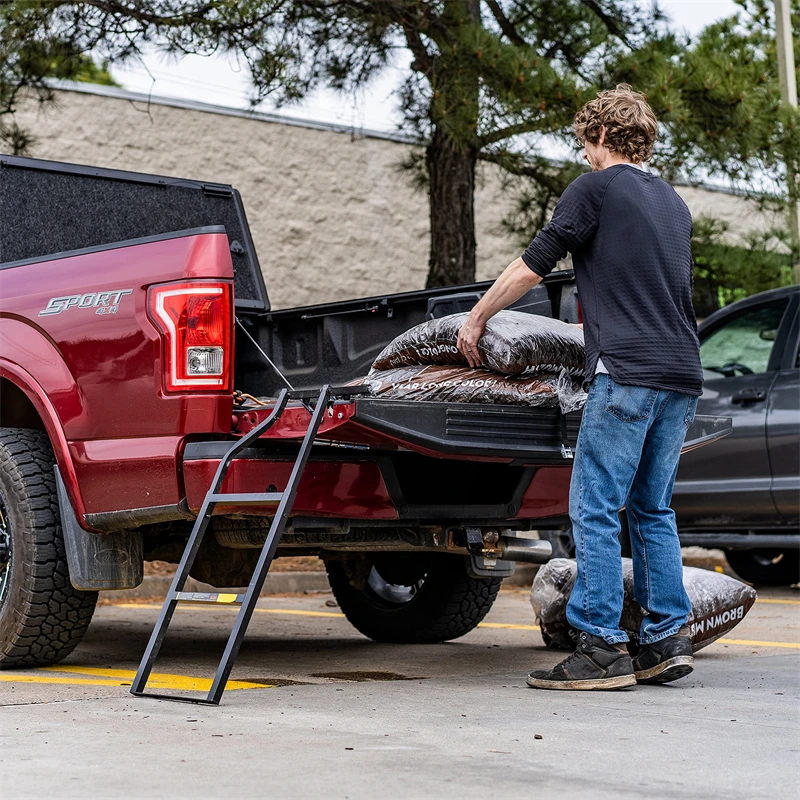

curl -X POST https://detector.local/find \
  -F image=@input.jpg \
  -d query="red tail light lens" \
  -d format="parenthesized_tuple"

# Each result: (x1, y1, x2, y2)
(148, 281, 232, 393)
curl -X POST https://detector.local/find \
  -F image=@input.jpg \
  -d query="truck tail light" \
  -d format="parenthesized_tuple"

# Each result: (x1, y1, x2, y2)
(147, 282, 232, 393)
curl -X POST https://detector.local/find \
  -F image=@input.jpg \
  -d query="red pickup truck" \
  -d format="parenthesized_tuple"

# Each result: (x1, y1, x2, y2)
(0, 156, 729, 669)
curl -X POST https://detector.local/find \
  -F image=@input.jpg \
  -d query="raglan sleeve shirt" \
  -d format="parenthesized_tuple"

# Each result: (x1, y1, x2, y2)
(520, 171, 607, 278)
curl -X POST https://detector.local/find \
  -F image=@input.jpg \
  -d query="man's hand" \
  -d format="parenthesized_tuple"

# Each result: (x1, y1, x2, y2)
(455, 256, 543, 368)
(457, 315, 486, 368)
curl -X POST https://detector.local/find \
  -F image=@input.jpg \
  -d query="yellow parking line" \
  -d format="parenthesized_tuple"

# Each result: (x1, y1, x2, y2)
(111, 602, 800, 649)
(256, 608, 345, 619)
(0, 675, 128, 687)
(38, 665, 272, 690)
(478, 622, 540, 631)
(0, 665, 273, 691)
(755, 598, 800, 606)
(712, 638, 800, 650)
(115, 603, 345, 618)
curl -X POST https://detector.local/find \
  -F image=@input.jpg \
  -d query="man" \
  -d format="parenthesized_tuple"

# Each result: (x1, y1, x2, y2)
(457, 84, 702, 690)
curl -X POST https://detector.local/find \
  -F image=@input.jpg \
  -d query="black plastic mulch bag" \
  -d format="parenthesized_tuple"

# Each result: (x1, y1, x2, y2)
(530, 558, 757, 652)
(372, 310, 585, 377)
(355, 365, 586, 410)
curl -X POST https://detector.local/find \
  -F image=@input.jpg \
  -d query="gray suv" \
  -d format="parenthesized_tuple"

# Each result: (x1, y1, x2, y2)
(673, 285, 799, 585)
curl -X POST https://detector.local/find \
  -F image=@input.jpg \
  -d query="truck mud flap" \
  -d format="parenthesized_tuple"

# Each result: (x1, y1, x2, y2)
(55, 467, 144, 591)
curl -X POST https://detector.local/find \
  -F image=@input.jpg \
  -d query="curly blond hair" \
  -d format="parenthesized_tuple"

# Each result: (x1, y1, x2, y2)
(573, 84, 658, 163)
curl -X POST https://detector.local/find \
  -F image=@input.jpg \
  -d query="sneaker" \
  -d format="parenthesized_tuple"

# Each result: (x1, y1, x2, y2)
(527, 631, 636, 690)
(632, 628, 694, 684)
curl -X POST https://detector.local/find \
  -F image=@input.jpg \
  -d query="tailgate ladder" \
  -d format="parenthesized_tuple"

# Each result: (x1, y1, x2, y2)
(130, 384, 364, 705)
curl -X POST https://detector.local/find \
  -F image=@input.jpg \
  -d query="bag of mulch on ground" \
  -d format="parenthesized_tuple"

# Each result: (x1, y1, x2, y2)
(357, 365, 566, 407)
(530, 558, 757, 652)
(371, 310, 585, 377)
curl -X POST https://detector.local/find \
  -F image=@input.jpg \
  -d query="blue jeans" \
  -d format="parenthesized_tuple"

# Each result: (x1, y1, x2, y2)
(566, 374, 698, 645)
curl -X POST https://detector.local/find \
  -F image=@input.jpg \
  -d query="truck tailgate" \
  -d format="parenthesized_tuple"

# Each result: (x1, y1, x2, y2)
(234, 396, 731, 465)
(351, 398, 731, 463)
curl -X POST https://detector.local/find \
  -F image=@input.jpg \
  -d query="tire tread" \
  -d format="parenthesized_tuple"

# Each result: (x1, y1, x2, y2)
(326, 556, 502, 644)
(0, 429, 97, 668)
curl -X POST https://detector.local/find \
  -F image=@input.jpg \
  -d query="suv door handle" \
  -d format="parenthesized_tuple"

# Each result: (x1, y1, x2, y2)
(731, 387, 767, 404)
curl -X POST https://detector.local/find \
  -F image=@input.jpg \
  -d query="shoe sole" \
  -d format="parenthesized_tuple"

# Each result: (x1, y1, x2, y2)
(635, 655, 695, 685)
(526, 673, 636, 691)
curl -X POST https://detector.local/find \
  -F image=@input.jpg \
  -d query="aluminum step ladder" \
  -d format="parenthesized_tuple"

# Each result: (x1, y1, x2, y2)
(130, 384, 364, 705)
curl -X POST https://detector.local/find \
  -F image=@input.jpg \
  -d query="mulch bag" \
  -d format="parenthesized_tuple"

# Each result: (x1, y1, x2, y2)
(530, 558, 757, 652)
(372, 310, 585, 377)
(356, 365, 586, 410)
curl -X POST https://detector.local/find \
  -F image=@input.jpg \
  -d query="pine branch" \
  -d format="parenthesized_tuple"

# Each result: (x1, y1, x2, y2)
(479, 121, 542, 147)
(578, 0, 632, 47)
(483, 0, 527, 47)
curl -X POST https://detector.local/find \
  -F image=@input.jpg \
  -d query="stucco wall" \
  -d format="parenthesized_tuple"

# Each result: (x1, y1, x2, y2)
(9, 85, 777, 309)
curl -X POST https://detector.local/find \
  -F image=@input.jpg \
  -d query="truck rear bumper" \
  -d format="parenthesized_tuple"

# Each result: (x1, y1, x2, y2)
(182, 442, 572, 524)
(181, 404, 729, 526)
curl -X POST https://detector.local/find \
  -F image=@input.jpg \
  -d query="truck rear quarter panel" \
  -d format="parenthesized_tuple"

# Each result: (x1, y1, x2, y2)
(0, 230, 234, 524)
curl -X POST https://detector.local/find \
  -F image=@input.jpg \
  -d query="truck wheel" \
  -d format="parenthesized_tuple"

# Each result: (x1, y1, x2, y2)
(325, 553, 501, 643)
(0, 429, 97, 668)
(724, 549, 800, 587)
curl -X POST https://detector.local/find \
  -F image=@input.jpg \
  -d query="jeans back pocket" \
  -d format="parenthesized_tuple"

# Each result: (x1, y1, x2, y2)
(605, 379, 658, 422)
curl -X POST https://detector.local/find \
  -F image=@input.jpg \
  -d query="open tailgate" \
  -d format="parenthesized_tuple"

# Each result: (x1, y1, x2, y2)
(350, 398, 731, 464)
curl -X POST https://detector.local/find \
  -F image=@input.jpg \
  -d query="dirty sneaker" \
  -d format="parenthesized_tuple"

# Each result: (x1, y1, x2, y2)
(632, 627, 694, 685)
(526, 631, 636, 690)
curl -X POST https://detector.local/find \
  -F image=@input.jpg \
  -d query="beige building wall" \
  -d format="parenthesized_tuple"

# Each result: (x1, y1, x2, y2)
(9, 84, 778, 309)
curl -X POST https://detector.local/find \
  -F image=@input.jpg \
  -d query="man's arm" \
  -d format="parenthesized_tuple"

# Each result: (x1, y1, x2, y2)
(457, 257, 542, 368)
(457, 172, 603, 366)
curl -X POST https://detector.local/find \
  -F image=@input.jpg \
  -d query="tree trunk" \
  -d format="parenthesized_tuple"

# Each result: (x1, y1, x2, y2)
(423, 0, 481, 289)
(425, 126, 479, 289)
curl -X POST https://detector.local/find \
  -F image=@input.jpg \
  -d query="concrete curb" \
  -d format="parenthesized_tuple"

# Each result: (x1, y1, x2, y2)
(100, 571, 331, 601)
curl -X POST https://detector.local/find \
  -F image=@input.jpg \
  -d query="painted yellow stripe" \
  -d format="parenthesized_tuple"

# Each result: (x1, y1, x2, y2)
(715, 638, 800, 650)
(116, 603, 345, 618)
(111, 602, 800, 648)
(37, 665, 272, 690)
(256, 608, 344, 618)
(755, 598, 800, 606)
(478, 622, 540, 631)
(0, 675, 128, 687)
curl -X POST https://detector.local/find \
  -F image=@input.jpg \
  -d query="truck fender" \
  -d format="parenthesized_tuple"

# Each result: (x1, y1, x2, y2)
(0, 360, 89, 527)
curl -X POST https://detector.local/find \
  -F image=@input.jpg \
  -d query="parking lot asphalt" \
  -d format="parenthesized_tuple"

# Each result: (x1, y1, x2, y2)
(2, 583, 798, 800)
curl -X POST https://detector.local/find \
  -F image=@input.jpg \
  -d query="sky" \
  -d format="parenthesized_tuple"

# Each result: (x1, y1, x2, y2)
(111, 1, 743, 135)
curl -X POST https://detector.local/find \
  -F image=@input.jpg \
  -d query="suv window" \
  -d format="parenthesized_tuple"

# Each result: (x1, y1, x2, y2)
(700, 299, 788, 378)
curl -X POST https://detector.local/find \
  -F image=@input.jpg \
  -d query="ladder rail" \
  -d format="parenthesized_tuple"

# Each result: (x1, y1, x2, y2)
(130, 389, 290, 696)
(205, 384, 332, 704)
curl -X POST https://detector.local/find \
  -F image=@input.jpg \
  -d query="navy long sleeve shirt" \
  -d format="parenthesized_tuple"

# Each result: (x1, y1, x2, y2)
(521, 164, 703, 396)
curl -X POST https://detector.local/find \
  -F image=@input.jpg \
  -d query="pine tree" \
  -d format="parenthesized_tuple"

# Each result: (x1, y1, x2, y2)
(1, 1, 796, 289)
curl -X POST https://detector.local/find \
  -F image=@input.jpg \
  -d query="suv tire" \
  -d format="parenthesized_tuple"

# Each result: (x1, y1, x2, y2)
(0, 429, 97, 668)
(724, 549, 800, 587)
(326, 553, 501, 643)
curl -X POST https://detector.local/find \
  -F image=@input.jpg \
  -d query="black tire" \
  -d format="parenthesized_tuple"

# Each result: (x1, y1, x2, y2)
(724, 549, 800, 587)
(0, 429, 97, 668)
(326, 553, 502, 643)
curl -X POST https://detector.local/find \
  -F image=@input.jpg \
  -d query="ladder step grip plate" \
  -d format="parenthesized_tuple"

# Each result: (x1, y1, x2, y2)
(207, 492, 283, 504)
(174, 592, 244, 605)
